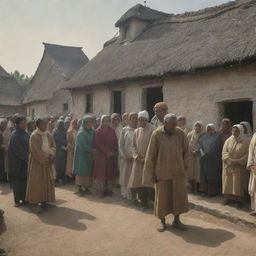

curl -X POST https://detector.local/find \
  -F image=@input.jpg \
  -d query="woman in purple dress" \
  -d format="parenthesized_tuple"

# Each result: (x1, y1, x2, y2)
(93, 115, 118, 197)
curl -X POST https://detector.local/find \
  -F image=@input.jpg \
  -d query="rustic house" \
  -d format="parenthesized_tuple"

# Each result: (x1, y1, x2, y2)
(23, 43, 89, 118)
(67, 0, 256, 129)
(0, 65, 25, 117)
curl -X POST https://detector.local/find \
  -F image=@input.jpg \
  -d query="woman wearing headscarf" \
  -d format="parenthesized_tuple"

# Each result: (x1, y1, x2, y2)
(128, 110, 155, 208)
(65, 119, 78, 178)
(26, 118, 56, 213)
(219, 118, 232, 144)
(93, 115, 118, 197)
(240, 121, 253, 143)
(199, 124, 223, 196)
(222, 125, 249, 205)
(119, 112, 138, 200)
(53, 120, 67, 185)
(73, 116, 95, 196)
(8, 116, 29, 207)
(187, 121, 204, 193)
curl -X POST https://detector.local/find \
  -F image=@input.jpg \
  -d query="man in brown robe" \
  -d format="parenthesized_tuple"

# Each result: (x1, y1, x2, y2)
(144, 113, 189, 232)
(26, 118, 56, 213)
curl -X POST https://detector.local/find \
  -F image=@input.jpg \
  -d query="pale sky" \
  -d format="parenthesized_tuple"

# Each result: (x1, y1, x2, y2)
(0, 0, 230, 76)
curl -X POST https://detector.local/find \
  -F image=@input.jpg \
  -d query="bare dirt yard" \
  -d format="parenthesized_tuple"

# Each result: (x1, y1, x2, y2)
(1, 183, 256, 256)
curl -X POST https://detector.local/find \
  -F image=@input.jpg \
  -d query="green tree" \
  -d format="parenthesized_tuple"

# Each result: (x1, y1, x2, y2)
(11, 70, 33, 88)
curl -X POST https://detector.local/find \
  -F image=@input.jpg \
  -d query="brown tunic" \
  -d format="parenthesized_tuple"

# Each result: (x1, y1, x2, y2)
(222, 136, 249, 199)
(144, 126, 189, 218)
(26, 131, 56, 204)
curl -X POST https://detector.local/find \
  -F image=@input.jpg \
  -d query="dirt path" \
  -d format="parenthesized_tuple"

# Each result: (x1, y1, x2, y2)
(1, 183, 256, 256)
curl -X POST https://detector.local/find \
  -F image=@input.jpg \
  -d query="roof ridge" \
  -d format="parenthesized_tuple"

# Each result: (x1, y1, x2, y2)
(43, 42, 83, 49)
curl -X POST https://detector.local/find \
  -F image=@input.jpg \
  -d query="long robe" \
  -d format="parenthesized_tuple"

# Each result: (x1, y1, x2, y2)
(53, 127, 67, 180)
(187, 130, 204, 183)
(93, 127, 118, 182)
(0, 132, 5, 181)
(26, 130, 56, 204)
(199, 133, 223, 195)
(144, 126, 189, 218)
(128, 123, 155, 188)
(119, 126, 135, 199)
(65, 129, 77, 177)
(3, 127, 11, 176)
(247, 134, 256, 211)
(222, 136, 249, 199)
(151, 116, 163, 128)
(8, 128, 29, 203)
(73, 127, 94, 176)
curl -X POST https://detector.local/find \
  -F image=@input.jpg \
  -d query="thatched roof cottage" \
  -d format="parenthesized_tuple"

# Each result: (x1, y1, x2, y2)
(67, 0, 256, 129)
(23, 43, 89, 118)
(0, 66, 25, 117)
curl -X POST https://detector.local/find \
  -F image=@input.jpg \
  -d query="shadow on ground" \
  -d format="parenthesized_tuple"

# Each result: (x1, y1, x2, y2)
(167, 224, 235, 247)
(37, 206, 96, 231)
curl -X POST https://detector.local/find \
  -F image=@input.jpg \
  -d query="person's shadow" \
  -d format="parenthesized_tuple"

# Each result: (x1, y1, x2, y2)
(36, 206, 96, 231)
(167, 225, 235, 247)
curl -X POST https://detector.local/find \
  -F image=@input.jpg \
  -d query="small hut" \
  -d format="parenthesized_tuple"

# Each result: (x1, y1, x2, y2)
(0, 66, 25, 117)
(23, 43, 89, 118)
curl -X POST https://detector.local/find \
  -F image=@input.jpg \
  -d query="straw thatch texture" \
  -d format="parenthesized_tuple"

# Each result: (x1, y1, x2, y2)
(67, 0, 256, 90)
(23, 43, 89, 104)
(0, 66, 23, 106)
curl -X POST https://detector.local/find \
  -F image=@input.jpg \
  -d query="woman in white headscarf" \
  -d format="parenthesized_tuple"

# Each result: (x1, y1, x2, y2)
(199, 123, 223, 196)
(128, 111, 155, 207)
(187, 121, 204, 193)
(222, 125, 249, 205)
(240, 121, 253, 143)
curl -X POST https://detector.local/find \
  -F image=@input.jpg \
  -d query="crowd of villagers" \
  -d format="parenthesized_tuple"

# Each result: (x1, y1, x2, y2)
(0, 101, 256, 232)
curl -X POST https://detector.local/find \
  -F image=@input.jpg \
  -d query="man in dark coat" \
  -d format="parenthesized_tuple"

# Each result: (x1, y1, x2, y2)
(8, 116, 29, 207)
(0, 119, 8, 182)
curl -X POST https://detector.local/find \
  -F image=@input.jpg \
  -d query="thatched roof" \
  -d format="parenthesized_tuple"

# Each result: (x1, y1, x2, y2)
(115, 4, 172, 27)
(0, 65, 23, 106)
(23, 43, 89, 104)
(67, 0, 256, 90)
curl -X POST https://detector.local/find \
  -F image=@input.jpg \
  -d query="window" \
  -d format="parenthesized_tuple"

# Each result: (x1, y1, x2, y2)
(85, 93, 93, 113)
(31, 109, 35, 119)
(112, 91, 122, 114)
(63, 103, 68, 112)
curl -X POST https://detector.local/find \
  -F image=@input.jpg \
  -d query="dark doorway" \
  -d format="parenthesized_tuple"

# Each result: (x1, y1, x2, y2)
(112, 91, 122, 114)
(85, 93, 93, 113)
(224, 101, 253, 128)
(145, 87, 163, 119)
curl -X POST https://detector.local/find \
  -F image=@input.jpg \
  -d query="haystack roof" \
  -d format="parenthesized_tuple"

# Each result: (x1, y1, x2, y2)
(115, 4, 172, 27)
(67, 0, 256, 90)
(0, 65, 23, 106)
(23, 43, 89, 104)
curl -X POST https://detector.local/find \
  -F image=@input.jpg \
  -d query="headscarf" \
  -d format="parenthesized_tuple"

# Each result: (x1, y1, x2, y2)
(82, 115, 93, 130)
(57, 120, 65, 130)
(138, 110, 149, 120)
(100, 115, 110, 127)
(164, 113, 177, 122)
(240, 122, 253, 137)
(154, 102, 168, 110)
(67, 119, 77, 133)
(220, 118, 232, 134)
(206, 123, 216, 132)
(232, 124, 244, 142)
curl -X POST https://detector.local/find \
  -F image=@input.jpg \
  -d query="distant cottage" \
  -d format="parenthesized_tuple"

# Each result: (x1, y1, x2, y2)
(67, 0, 256, 129)
(23, 43, 89, 118)
(0, 66, 25, 117)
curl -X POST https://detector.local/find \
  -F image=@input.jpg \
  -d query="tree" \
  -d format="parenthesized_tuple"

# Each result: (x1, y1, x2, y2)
(11, 70, 33, 88)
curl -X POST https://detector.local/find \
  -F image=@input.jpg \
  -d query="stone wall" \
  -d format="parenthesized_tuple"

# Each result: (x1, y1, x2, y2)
(70, 63, 256, 130)
(0, 105, 25, 118)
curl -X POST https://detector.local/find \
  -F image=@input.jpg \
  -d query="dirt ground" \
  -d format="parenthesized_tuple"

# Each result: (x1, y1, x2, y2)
(0, 183, 256, 256)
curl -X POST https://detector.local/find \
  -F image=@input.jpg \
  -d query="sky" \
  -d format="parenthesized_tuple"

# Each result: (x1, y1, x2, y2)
(0, 0, 230, 76)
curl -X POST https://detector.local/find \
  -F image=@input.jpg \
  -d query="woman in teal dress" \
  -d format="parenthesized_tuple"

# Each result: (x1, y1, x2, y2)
(73, 115, 95, 196)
